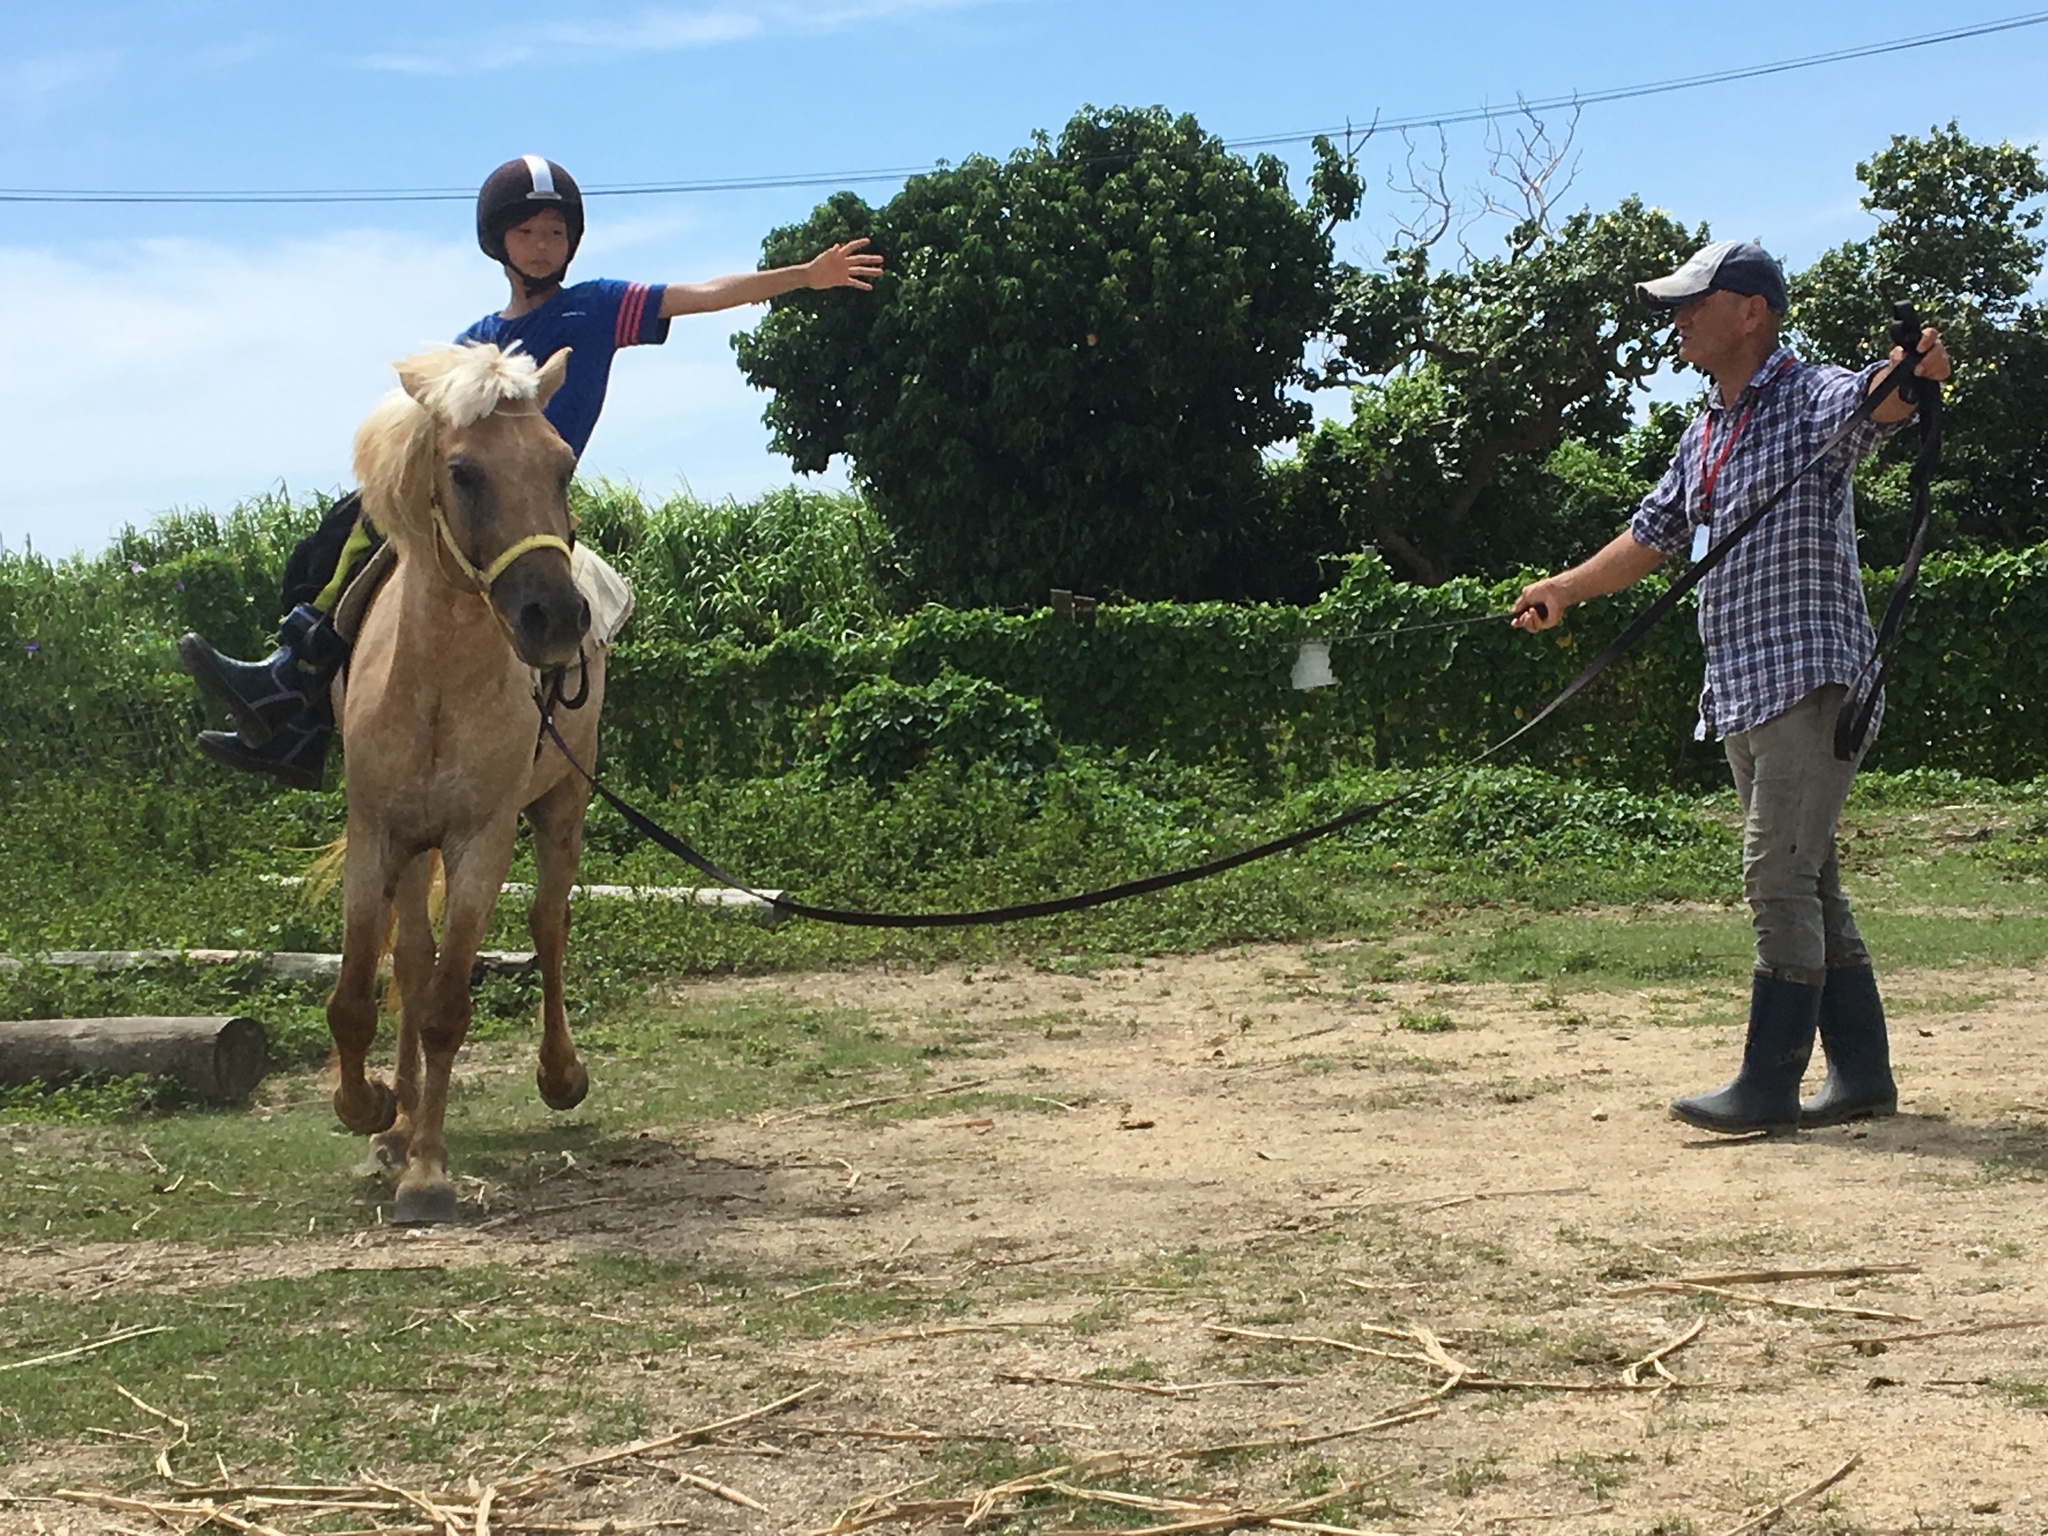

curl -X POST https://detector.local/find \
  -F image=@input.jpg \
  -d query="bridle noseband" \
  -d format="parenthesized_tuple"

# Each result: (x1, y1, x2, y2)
(430, 501, 573, 601)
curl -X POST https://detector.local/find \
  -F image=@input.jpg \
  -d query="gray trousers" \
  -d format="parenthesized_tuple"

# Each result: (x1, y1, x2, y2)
(1723, 684, 1871, 986)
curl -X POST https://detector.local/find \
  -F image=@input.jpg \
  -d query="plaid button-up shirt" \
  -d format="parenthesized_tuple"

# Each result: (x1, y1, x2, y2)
(1630, 343, 1898, 739)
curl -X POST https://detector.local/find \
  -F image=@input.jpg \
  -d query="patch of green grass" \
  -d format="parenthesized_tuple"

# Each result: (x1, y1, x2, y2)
(931, 1434, 1070, 1494)
(1456, 911, 1753, 987)
(5, 768, 2043, 1050)
(1068, 1295, 1126, 1335)
(0, 995, 929, 1244)
(720, 1270, 936, 1343)
(1990, 1376, 2048, 1410)
(1554, 1448, 1637, 1499)
(0, 1072, 195, 1123)
(1396, 1009, 1457, 1034)
(0, 1261, 699, 1476)
(1447, 1450, 1507, 1496)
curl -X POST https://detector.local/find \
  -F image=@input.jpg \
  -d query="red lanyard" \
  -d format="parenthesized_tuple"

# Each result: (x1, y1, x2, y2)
(1698, 356, 1796, 519)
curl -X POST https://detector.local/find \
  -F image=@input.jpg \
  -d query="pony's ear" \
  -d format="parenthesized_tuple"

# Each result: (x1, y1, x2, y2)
(395, 360, 434, 403)
(535, 348, 572, 408)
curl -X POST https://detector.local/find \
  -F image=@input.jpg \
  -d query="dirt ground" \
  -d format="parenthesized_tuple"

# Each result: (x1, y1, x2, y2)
(10, 943, 2048, 1535)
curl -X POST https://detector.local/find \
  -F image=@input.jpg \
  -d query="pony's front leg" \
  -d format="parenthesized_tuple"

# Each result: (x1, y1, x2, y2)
(526, 777, 592, 1111)
(391, 825, 517, 1226)
(328, 836, 398, 1137)
(370, 853, 438, 1172)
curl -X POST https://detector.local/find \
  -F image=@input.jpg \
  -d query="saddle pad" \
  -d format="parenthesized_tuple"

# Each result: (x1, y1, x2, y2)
(572, 544, 634, 650)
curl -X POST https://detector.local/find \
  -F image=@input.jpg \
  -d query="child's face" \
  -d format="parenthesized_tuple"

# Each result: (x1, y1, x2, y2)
(503, 208, 570, 281)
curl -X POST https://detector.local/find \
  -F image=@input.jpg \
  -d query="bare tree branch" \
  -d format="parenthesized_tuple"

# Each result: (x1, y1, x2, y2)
(1389, 126, 1455, 250)
(1482, 98, 1583, 249)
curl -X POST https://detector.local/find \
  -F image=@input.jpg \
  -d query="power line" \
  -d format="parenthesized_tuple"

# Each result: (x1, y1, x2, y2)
(1227, 10, 2048, 147)
(3, 10, 2044, 207)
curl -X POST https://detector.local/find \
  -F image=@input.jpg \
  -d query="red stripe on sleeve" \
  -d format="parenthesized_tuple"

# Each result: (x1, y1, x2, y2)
(617, 283, 647, 348)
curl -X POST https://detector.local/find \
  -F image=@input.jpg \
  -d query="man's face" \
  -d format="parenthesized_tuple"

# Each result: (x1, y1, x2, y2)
(1670, 289, 1768, 371)
(503, 208, 570, 281)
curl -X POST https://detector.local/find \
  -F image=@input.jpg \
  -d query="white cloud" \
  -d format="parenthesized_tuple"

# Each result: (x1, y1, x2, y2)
(0, 48, 121, 117)
(0, 229, 827, 559)
(357, 0, 992, 74)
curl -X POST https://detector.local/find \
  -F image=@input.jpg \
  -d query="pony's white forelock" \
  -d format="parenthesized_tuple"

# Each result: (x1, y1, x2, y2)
(403, 341, 543, 429)
(352, 343, 543, 545)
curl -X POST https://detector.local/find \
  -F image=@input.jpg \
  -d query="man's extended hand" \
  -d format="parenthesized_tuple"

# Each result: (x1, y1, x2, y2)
(1509, 532, 1666, 634)
(806, 238, 885, 292)
(1510, 577, 1571, 633)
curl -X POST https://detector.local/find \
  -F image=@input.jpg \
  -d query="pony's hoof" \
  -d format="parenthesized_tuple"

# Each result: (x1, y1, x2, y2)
(537, 1059, 589, 1112)
(391, 1183, 462, 1227)
(334, 1078, 398, 1137)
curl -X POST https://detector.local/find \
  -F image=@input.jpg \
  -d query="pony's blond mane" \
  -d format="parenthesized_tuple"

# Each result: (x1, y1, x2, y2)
(352, 343, 545, 545)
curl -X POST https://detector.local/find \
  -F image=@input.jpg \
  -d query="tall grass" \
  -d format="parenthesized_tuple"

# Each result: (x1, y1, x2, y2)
(577, 480, 905, 646)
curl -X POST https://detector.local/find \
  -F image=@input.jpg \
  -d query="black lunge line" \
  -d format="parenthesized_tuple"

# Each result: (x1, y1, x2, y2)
(540, 307, 1939, 928)
(1835, 306, 1943, 761)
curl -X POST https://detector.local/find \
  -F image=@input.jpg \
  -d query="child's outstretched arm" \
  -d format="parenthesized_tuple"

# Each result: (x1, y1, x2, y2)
(658, 238, 883, 317)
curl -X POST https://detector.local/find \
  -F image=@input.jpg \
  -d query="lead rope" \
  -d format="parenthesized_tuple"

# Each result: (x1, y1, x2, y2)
(1835, 302, 1943, 760)
(539, 311, 1944, 929)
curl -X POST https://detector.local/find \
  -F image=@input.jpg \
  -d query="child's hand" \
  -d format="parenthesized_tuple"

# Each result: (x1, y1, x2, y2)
(806, 238, 885, 292)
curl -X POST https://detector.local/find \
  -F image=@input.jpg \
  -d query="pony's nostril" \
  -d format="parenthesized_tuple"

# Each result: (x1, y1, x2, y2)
(577, 598, 591, 636)
(518, 603, 552, 642)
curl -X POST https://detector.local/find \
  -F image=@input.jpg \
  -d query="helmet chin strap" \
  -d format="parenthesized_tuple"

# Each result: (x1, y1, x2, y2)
(513, 263, 567, 299)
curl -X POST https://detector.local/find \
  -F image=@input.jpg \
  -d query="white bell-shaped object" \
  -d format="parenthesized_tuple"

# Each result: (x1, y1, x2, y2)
(1291, 638, 1337, 690)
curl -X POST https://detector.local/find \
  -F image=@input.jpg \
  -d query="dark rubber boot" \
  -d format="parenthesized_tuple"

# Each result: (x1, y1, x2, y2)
(195, 697, 333, 791)
(179, 604, 349, 748)
(1800, 965, 1898, 1127)
(1669, 974, 1822, 1135)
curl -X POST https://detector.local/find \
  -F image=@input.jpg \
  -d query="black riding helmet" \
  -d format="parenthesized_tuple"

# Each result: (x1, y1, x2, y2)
(477, 156, 584, 295)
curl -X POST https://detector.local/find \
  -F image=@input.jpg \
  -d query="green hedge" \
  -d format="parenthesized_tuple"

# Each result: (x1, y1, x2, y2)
(8, 513, 2048, 790)
(597, 546, 2048, 790)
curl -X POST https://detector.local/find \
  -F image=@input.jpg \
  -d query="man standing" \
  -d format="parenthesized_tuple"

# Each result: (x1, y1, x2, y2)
(1510, 240, 1949, 1135)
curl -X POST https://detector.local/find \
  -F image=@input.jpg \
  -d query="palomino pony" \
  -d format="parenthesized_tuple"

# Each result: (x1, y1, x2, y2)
(328, 342, 604, 1226)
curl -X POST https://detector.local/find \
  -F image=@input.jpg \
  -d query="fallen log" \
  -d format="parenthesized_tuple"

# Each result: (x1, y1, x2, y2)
(0, 1016, 268, 1102)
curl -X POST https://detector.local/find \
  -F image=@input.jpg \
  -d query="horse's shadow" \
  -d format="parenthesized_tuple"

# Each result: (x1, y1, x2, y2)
(357, 1123, 904, 1236)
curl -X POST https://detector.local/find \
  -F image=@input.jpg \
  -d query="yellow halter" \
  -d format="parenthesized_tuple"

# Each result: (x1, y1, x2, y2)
(431, 501, 573, 598)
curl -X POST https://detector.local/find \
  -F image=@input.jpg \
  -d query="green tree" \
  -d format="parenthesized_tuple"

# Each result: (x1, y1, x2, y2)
(1792, 123, 2048, 556)
(1277, 196, 1702, 584)
(733, 106, 1358, 606)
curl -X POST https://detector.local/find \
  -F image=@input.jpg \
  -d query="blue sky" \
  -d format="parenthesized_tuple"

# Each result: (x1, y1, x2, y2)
(5, 0, 2046, 557)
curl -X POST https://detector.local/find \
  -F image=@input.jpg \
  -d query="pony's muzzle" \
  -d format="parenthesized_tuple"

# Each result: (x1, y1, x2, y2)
(498, 563, 590, 669)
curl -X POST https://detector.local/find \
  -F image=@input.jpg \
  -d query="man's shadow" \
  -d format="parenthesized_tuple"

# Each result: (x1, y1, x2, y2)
(1802, 1109, 2048, 1175)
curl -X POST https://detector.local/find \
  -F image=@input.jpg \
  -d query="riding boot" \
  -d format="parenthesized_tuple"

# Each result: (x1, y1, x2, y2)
(179, 604, 350, 748)
(1799, 965, 1898, 1127)
(1668, 974, 1822, 1135)
(195, 690, 333, 792)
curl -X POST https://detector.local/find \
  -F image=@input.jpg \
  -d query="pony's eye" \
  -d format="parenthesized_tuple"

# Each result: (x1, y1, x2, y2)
(449, 459, 484, 496)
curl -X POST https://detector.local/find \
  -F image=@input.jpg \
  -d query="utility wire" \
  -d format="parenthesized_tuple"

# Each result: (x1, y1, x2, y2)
(2, 10, 2044, 206)
(1227, 10, 2048, 148)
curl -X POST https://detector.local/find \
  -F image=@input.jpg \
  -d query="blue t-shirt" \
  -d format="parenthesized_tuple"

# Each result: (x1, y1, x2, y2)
(456, 279, 670, 459)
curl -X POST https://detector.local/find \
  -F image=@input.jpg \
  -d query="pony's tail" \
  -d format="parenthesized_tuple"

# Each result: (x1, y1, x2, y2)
(303, 839, 447, 1027)
(302, 838, 446, 934)
(305, 835, 347, 905)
